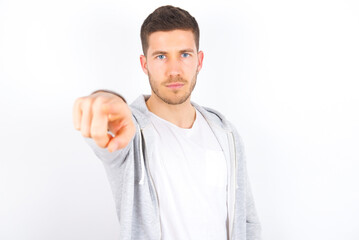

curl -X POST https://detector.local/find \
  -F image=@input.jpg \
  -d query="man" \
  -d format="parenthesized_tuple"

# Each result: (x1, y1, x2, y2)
(73, 5, 261, 240)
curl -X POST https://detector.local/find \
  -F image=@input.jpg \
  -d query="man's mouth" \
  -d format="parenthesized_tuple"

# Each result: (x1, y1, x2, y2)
(165, 82, 185, 89)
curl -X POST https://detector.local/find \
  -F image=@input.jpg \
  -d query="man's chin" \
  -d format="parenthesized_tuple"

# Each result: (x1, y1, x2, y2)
(156, 92, 191, 105)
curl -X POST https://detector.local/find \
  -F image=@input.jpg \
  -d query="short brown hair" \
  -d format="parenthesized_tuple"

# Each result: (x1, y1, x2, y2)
(140, 5, 200, 56)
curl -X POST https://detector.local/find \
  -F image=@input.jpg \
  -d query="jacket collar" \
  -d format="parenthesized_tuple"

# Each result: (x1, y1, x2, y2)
(130, 95, 234, 132)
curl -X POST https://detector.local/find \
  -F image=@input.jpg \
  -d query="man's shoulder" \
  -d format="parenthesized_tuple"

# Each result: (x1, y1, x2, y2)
(192, 102, 236, 132)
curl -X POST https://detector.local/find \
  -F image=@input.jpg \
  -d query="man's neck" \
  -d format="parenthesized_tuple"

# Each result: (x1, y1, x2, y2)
(146, 94, 196, 129)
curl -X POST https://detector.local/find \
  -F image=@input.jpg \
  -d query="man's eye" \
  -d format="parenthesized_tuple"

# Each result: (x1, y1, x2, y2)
(181, 53, 190, 58)
(157, 55, 166, 60)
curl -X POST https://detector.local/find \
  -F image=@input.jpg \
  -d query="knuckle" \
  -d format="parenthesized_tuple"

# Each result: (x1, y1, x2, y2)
(94, 95, 108, 106)
(91, 132, 107, 148)
(93, 98, 108, 113)
(95, 141, 107, 149)
(90, 129, 103, 140)
(81, 129, 91, 138)
(81, 98, 92, 111)
(116, 97, 126, 105)
(74, 97, 83, 106)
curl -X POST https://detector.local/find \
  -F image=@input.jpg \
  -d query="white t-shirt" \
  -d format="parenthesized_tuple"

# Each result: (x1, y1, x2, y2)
(148, 109, 228, 240)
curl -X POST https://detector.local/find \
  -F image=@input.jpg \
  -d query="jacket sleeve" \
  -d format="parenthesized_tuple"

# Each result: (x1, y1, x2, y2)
(245, 166, 262, 240)
(84, 135, 133, 166)
(233, 125, 262, 240)
(83, 118, 141, 231)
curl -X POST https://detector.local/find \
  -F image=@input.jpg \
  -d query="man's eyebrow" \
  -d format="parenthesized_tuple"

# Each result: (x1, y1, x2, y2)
(179, 49, 195, 53)
(151, 49, 196, 57)
(151, 51, 167, 56)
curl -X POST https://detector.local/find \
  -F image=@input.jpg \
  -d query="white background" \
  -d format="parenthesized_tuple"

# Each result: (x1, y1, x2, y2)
(1, 0, 358, 239)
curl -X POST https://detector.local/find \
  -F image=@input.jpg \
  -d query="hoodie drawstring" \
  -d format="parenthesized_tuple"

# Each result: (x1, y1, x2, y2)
(138, 127, 145, 185)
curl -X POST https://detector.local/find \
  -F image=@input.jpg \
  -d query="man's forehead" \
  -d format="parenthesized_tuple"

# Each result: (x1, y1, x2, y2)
(147, 29, 197, 52)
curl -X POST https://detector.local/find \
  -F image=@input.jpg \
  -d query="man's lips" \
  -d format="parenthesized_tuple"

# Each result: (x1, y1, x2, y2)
(165, 82, 185, 89)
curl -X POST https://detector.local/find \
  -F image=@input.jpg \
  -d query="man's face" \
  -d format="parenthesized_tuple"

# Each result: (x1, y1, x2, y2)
(140, 30, 204, 105)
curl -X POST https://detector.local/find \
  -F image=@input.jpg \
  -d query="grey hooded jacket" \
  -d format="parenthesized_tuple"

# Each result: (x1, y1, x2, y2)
(85, 95, 262, 240)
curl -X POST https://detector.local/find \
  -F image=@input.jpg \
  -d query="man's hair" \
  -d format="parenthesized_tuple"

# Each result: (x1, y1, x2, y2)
(140, 5, 200, 56)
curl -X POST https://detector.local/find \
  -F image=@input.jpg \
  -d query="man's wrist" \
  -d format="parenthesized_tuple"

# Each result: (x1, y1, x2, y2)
(91, 89, 127, 103)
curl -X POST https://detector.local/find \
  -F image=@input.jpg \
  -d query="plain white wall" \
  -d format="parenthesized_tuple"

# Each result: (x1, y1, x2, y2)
(1, 0, 358, 239)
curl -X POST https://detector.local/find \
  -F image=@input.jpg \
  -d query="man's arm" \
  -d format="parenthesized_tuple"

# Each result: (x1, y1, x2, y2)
(232, 126, 262, 240)
(245, 170, 262, 240)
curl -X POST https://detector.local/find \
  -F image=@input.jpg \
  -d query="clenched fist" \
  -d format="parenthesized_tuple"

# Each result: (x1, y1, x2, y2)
(73, 92, 136, 152)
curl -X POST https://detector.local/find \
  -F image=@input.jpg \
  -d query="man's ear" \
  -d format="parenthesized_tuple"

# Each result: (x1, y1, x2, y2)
(197, 51, 204, 73)
(140, 55, 148, 75)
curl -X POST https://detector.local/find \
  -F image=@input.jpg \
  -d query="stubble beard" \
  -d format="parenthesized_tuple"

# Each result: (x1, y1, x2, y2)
(148, 72, 198, 105)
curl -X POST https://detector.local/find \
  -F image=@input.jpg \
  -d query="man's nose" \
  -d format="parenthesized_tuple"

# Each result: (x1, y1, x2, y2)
(166, 58, 182, 77)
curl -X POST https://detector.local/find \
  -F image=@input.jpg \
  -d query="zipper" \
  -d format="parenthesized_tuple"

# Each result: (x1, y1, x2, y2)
(140, 129, 162, 240)
(228, 132, 237, 240)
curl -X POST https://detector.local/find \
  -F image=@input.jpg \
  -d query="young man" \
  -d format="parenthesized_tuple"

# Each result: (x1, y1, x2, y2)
(73, 5, 261, 240)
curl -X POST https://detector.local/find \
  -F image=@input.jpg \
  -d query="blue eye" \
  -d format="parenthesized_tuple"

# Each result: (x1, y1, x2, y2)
(157, 55, 166, 60)
(182, 53, 190, 58)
